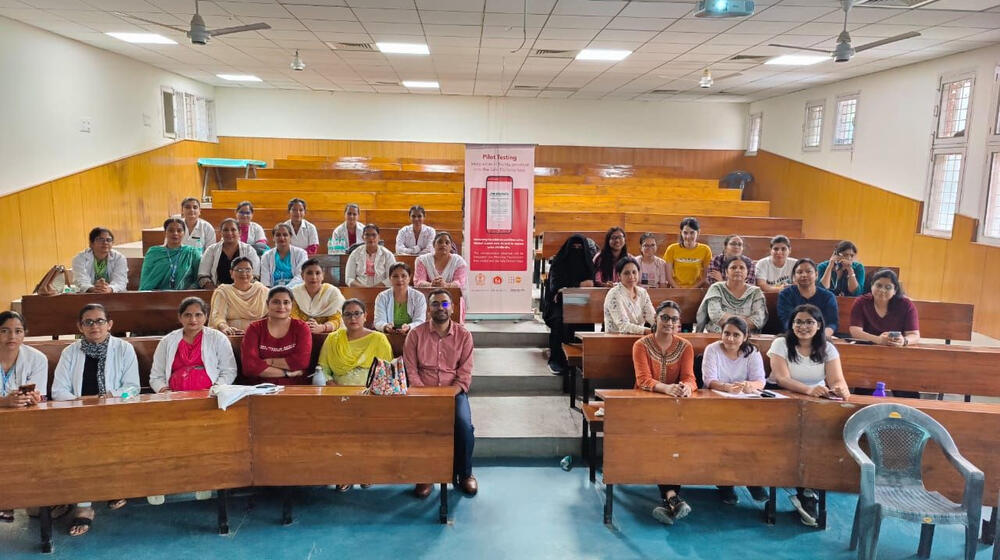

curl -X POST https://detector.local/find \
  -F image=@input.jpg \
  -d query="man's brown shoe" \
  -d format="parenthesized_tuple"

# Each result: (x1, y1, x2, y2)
(458, 476, 478, 496)
(413, 484, 433, 499)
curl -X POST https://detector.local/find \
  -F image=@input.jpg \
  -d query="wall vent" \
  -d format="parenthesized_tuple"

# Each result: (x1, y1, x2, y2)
(532, 49, 575, 58)
(328, 42, 376, 51)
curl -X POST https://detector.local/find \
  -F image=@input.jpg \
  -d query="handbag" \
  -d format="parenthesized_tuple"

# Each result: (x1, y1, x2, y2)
(33, 265, 73, 296)
(364, 356, 408, 395)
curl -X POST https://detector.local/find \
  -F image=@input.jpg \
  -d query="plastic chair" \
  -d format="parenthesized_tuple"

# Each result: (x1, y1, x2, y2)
(844, 403, 983, 560)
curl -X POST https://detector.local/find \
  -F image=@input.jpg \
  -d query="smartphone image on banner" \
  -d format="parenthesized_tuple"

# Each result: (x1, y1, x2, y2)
(485, 175, 513, 234)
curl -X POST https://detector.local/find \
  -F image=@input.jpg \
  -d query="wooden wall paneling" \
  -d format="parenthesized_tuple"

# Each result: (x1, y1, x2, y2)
(0, 195, 27, 307)
(49, 175, 86, 265)
(872, 191, 919, 275)
(907, 234, 949, 301)
(939, 215, 986, 304)
(975, 246, 1000, 335)
(16, 183, 59, 291)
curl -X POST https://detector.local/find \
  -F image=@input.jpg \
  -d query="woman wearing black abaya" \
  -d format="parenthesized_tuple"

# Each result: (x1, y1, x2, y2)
(543, 234, 596, 374)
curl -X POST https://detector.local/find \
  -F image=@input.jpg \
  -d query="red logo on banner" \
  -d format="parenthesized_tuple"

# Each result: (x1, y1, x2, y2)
(493, 276, 503, 285)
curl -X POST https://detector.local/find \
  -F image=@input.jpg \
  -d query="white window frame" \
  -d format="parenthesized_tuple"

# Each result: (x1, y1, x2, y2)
(981, 151, 1000, 242)
(933, 71, 976, 149)
(160, 86, 176, 139)
(162, 86, 217, 143)
(831, 92, 859, 151)
(922, 148, 967, 237)
(746, 112, 762, 156)
(802, 99, 824, 152)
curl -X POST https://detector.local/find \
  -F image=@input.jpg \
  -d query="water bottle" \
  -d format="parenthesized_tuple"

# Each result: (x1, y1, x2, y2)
(560, 455, 572, 471)
(327, 236, 335, 255)
(332, 231, 347, 253)
(312, 366, 327, 387)
(872, 381, 887, 398)
(119, 385, 141, 402)
(641, 272, 649, 285)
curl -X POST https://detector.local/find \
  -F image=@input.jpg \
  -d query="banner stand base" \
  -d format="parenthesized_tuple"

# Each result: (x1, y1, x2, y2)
(465, 313, 537, 322)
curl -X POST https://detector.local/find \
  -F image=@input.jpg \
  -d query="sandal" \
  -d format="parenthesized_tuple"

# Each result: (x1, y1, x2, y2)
(334, 485, 352, 493)
(0, 510, 13, 523)
(51, 504, 72, 519)
(107, 499, 127, 510)
(69, 516, 92, 537)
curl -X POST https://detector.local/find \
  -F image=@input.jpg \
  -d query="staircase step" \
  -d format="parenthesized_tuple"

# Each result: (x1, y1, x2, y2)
(472, 348, 562, 396)
(471, 396, 581, 459)
(466, 319, 548, 348)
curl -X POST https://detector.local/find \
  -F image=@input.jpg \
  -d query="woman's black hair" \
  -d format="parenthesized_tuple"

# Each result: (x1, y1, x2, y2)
(615, 255, 639, 275)
(651, 300, 682, 333)
(679, 217, 700, 231)
(78, 303, 108, 322)
(389, 262, 411, 276)
(639, 232, 657, 246)
(596, 227, 626, 281)
(272, 223, 294, 236)
(791, 258, 817, 276)
(181, 197, 200, 208)
(163, 217, 186, 230)
(409, 205, 426, 217)
(342, 298, 366, 313)
(267, 286, 293, 302)
(721, 316, 756, 358)
(722, 234, 746, 254)
(220, 218, 238, 230)
(770, 235, 790, 248)
(834, 240, 858, 255)
(88, 227, 113, 244)
(723, 255, 748, 274)
(287, 198, 307, 212)
(301, 258, 323, 274)
(434, 231, 453, 245)
(869, 268, 904, 301)
(230, 256, 254, 270)
(0, 310, 26, 330)
(344, 203, 360, 214)
(236, 200, 254, 213)
(178, 296, 208, 316)
(363, 223, 380, 236)
(784, 304, 827, 364)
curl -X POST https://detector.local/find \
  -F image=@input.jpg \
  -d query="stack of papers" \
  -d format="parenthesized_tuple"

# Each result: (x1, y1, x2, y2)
(210, 383, 283, 410)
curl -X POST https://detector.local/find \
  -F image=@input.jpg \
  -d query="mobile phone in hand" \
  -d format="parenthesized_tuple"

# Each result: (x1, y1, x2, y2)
(18, 383, 35, 395)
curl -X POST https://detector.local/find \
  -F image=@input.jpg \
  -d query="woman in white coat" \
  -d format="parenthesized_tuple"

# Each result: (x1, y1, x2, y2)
(198, 219, 260, 288)
(329, 203, 365, 253)
(52, 303, 139, 537)
(345, 224, 396, 287)
(395, 205, 435, 256)
(260, 223, 308, 287)
(283, 197, 319, 255)
(72, 227, 129, 293)
(150, 297, 237, 393)
(179, 197, 216, 252)
(373, 263, 426, 334)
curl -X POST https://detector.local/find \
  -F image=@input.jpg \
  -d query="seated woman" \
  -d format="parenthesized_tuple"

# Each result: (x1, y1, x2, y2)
(241, 287, 313, 386)
(139, 218, 201, 290)
(150, 297, 237, 393)
(179, 197, 216, 252)
(632, 300, 696, 526)
(345, 224, 396, 287)
(260, 223, 308, 287)
(395, 205, 435, 256)
(593, 227, 628, 287)
(766, 303, 850, 527)
(603, 257, 655, 334)
(816, 240, 865, 296)
(283, 197, 319, 255)
(706, 234, 756, 285)
(542, 233, 595, 374)
(415, 232, 468, 319)
(72, 227, 128, 293)
(664, 217, 712, 288)
(209, 257, 268, 335)
(291, 258, 345, 334)
(52, 303, 140, 537)
(849, 269, 920, 398)
(198, 219, 260, 289)
(696, 256, 767, 333)
(235, 200, 269, 255)
(317, 299, 393, 387)
(637, 232, 668, 287)
(701, 316, 768, 504)
(755, 235, 797, 293)
(777, 259, 838, 338)
(374, 262, 427, 335)
(329, 203, 364, 253)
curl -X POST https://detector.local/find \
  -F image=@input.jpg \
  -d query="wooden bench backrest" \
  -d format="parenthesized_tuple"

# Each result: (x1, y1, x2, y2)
(139, 228, 463, 256)
(211, 191, 462, 211)
(533, 197, 769, 217)
(200, 208, 464, 233)
(235, 178, 465, 193)
(534, 214, 804, 238)
(257, 168, 466, 181)
(540, 232, 839, 261)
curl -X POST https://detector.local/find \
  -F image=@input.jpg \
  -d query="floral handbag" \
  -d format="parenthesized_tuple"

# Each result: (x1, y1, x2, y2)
(364, 356, 408, 395)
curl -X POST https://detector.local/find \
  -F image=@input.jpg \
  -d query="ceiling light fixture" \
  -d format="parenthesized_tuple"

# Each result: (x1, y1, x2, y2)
(699, 69, 713, 88)
(401, 80, 439, 88)
(217, 74, 262, 82)
(377, 42, 430, 55)
(290, 50, 305, 71)
(106, 32, 177, 44)
(764, 54, 829, 66)
(576, 49, 631, 61)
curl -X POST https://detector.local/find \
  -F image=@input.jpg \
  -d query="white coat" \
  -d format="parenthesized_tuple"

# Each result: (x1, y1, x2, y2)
(345, 245, 396, 287)
(0, 344, 49, 397)
(260, 246, 308, 287)
(51, 337, 140, 400)
(71, 249, 129, 293)
(198, 241, 261, 284)
(148, 328, 238, 393)
(373, 287, 427, 331)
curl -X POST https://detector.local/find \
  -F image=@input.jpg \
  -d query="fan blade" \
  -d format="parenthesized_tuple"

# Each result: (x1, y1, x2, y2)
(111, 11, 188, 33)
(853, 31, 921, 53)
(714, 72, 742, 81)
(768, 43, 832, 54)
(208, 22, 271, 36)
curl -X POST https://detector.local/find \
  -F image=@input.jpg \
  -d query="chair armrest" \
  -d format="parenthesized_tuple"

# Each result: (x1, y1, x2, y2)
(945, 451, 985, 512)
(844, 440, 877, 504)
(944, 450, 984, 481)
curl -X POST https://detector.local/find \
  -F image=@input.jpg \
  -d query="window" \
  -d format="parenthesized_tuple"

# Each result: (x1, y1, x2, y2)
(162, 86, 217, 142)
(832, 93, 858, 149)
(936, 77, 973, 140)
(923, 152, 964, 234)
(746, 112, 762, 156)
(983, 153, 1000, 239)
(802, 100, 824, 151)
(161, 87, 176, 138)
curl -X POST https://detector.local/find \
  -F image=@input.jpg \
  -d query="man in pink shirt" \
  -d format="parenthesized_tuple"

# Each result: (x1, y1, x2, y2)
(404, 288, 476, 498)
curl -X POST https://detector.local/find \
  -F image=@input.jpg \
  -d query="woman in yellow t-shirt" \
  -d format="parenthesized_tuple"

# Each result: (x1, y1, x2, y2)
(663, 217, 713, 288)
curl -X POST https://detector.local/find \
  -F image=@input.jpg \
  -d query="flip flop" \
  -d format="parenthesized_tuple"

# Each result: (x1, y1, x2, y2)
(0, 510, 14, 523)
(107, 499, 127, 510)
(69, 516, 92, 537)
(334, 485, 352, 493)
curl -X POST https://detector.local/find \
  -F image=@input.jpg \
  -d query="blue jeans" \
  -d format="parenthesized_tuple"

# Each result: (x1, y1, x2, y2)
(455, 392, 475, 478)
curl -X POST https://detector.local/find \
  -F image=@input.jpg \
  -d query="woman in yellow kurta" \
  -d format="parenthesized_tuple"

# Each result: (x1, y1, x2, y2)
(290, 258, 345, 334)
(316, 299, 392, 387)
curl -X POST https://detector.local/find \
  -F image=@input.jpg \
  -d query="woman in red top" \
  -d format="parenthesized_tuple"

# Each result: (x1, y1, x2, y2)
(631, 299, 697, 527)
(240, 286, 313, 385)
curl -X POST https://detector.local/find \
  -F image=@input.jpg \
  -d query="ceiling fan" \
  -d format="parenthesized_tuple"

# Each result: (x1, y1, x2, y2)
(114, 0, 271, 45)
(769, 0, 920, 62)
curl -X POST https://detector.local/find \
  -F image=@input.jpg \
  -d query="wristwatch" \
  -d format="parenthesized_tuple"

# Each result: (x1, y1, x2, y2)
(282, 369, 289, 378)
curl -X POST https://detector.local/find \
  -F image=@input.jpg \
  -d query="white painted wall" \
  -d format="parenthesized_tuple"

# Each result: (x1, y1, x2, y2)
(0, 16, 214, 195)
(749, 44, 1000, 220)
(215, 88, 749, 150)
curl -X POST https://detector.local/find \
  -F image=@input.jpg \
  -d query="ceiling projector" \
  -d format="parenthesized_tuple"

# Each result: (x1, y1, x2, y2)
(695, 0, 755, 18)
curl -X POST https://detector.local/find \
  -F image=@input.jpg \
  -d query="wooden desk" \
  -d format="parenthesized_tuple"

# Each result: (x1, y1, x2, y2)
(597, 390, 1000, 526)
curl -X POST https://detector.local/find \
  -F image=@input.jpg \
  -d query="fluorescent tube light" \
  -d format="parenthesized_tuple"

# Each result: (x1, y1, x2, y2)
(765, 54, 828, 66)
(217, 74, 263, 82)
(377, 42, 430, 55)
(576, 49, 631, 61)
(106, 32, 176, 44)
(402, 80, 439, 88)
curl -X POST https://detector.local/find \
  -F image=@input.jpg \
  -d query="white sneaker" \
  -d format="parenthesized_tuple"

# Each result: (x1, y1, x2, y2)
(651, 505, 675, 525)
(147, 495, 165, 506)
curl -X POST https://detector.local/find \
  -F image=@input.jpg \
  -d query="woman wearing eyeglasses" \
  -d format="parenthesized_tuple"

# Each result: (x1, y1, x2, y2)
(696, 256, 767, 333)
(706, 234, 756, 285)
(235, 201, 268, 256)
(767, 303, 850, 527)
(777, 259, 839, 338)
(632, 300, 697, 526)
(210, 257, 268, 336)
(848, 269, 919, 347)
(198, 219, 260, 289)
(52, 303, 140, 537)
(316, 299, 392, 387)
(240, 286, 312, 386)
(817, 240, 865, 296)
(594, 227, 629, 287)
(636, 232, 668, 287)
(72, 227, 128, 293)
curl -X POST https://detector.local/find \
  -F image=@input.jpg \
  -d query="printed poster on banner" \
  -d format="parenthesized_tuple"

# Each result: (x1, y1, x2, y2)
(463, 144, 535, 315)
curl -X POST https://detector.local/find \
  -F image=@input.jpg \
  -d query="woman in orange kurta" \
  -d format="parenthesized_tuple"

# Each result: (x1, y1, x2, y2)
(631, 300, 697, 527)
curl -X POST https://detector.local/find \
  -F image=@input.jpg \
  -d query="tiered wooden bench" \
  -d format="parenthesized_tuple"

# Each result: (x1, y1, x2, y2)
(140, 228, 464, 255)
(534, 213, 804, 238)
(539, 231, 840, 261)
(200, 208, 464, 233)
